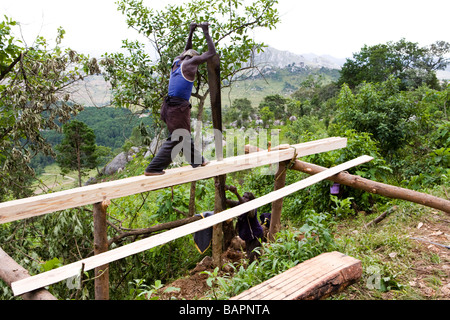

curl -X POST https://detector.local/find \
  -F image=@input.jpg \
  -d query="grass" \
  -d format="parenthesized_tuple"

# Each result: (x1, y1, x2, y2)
(33, 163, 99, 193)
(331, 192, 450, 300)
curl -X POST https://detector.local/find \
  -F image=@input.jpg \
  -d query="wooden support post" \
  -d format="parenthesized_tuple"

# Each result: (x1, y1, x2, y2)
(93, 200, 110, 300)
(0, 247, 57, 300)
(269, 161, 287, 241)
(208, 53, 227, 267)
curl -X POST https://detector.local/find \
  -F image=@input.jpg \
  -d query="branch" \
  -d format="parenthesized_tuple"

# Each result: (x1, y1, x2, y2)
(0, 52, 22, 81)
(217, 1, 273, 43)
(364, 206, 398, 228)
(107, 216, 202, 246)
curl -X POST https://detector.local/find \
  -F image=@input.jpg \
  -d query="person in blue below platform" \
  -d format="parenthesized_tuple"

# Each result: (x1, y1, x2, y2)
(144, 22, 215, 176)
(224, 185, 264, 263)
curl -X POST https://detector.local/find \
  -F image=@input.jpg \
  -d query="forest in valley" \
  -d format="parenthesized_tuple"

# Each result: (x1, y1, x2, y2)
(1, 0, 449, 301)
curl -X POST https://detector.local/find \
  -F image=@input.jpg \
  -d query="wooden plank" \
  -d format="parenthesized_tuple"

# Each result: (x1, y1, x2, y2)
(0, 137, 347, 224)
(10, 155, 371, 296)
(231, 251, 362, 300)
(235, 253, 330, 300)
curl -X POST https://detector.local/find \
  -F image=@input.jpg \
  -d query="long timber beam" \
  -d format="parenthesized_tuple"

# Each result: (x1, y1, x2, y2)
(11, 155, 373, 296)
(0, 137, 347, 224)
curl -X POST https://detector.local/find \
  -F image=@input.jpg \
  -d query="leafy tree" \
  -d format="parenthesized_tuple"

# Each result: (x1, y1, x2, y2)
(102, 0, 280, 122)
(334, 76, 420, 154)
(56, 120, 98, 187)
(0, 16, 100, 200)
(224, 98, 254, 126)
(259, 106, 274, 126)
(338, 39, 450, 90)
(258, 94, 287, 117)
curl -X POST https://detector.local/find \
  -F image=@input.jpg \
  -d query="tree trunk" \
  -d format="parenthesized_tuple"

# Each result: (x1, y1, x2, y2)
(208, 53, 228, 267)
(291, 160, 450, 214)
(93, 200, 110, 300)
(269, 161, 287, 240)
(189, 95, 206, 217)
(76, 139, 82, 187)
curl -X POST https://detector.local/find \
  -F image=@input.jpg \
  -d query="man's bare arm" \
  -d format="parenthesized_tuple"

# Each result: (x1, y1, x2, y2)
(184, 22, 197, 51)
(189, 22, 217, 65)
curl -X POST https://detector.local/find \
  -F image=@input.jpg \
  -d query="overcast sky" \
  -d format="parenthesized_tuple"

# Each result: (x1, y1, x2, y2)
(2, 0, 449, 59)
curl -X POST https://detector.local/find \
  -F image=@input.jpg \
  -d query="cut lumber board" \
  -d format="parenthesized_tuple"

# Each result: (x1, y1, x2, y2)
(231, 251, 362, 300)
(10, 155, 372, 296)
(0, 137, 347, 224)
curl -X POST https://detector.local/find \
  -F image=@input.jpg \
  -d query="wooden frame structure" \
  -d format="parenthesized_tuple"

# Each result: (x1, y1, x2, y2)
(0, 137, 374, 299)
(0, 137, 346, 224)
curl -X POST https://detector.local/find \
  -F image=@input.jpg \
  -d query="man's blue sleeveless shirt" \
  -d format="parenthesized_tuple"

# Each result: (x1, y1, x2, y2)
(168, 59, 194, 101)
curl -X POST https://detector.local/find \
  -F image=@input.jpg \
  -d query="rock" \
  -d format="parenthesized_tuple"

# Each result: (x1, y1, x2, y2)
(102, 152, 128, 175)
(84, 177, 98, 186)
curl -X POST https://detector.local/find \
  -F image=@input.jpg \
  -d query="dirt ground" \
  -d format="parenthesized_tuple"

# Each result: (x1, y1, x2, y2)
(156, 246, 246, 300)
(401, 216, 450, 299)
(155, 213, 450, 300)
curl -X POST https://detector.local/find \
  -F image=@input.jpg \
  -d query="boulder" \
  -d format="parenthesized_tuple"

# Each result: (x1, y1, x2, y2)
(102, 152, 128, 175)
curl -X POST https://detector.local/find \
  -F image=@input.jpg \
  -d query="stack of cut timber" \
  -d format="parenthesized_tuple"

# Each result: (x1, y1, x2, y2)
(231, 251, 362, 300)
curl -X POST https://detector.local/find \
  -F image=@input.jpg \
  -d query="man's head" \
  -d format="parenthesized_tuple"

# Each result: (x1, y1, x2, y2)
(182, 49, 200, 58)
(242, 192, 255, 202)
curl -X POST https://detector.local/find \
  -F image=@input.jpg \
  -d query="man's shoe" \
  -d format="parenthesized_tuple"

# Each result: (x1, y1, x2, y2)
(201, 160, 210, 167)
(144, 170, 165, 176)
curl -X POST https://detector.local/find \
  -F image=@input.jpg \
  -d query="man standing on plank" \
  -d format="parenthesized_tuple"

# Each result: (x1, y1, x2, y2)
(144, 22, 215, 176)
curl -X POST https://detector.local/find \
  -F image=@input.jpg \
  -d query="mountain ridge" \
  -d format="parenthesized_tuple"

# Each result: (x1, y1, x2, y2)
(253, 46, 346, 70)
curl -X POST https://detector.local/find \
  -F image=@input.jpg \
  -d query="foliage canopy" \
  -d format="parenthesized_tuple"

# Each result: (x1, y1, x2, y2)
(0, 17, 100, 201)
(338, 39, 450, 90)
(102, 0, 280, 118)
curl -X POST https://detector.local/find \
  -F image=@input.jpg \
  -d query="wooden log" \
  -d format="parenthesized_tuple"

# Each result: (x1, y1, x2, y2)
(0, 247, 57, 300)
(93, 200, 109, 300)
(231, 251, 362, 300)
(10, 155, 372, 296)
(291, 160, 450, 214)
(0, 137, 347, 225)
(269, 161, 287, 240)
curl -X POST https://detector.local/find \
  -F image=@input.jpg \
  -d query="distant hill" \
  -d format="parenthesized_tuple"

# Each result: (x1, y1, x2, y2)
(69, 47, 347, 108)
(253, 46, 345, 70)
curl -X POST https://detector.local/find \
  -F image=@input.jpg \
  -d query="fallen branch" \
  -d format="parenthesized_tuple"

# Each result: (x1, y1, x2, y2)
(107, 216, 202, 246)
(364, 206, 398, 228)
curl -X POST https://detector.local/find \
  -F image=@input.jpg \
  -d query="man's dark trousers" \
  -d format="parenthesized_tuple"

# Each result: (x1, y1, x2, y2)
(145, 96, 204, 173)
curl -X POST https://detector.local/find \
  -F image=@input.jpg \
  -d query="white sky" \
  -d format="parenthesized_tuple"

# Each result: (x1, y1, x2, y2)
(1, 0, 449, 59)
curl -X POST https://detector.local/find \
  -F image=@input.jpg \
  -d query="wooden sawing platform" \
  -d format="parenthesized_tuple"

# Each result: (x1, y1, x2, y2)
(231, 251, 362, 300)
(0, 137, 347, 224)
